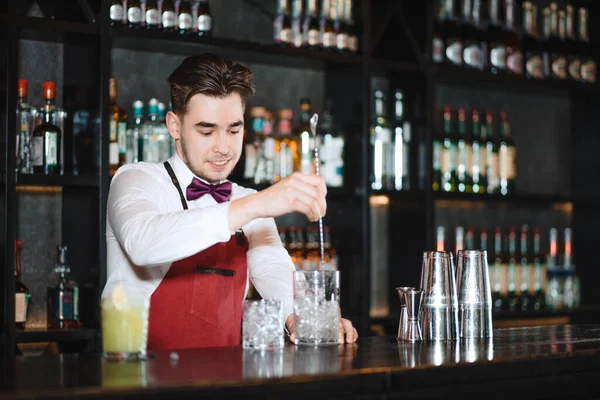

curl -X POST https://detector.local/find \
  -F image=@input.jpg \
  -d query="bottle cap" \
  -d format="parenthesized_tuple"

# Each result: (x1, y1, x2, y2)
(43, 81, 55, 100)
(18, 79, 27, 98)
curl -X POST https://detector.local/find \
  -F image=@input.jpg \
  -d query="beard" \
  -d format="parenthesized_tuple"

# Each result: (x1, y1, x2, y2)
(178, 134, 238, 184)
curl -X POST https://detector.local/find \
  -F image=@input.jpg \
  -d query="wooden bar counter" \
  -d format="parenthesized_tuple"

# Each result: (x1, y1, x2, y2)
(2, 325, 600, 399)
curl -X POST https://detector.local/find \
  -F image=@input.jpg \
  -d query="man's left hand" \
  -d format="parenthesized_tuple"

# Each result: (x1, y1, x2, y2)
(285, 314, 358, 344)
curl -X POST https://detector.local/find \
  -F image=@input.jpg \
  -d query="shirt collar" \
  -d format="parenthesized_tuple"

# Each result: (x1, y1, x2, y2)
(167, 153, 229, 188)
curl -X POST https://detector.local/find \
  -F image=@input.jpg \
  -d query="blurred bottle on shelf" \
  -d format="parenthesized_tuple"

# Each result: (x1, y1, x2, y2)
(32, 82, 62, 176)
(47, 246, 81, 329)
(274, 0, 293, 46)
(196, 0, 212, 36)
(15, 240, 31, 331)
(16, 79, 33, 174)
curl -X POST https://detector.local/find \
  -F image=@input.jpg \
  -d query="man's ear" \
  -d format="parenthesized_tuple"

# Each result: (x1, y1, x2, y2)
(166, 111, 180, 140)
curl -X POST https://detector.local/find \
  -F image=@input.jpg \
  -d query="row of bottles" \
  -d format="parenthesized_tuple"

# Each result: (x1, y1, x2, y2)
(369, 89, 414, 192)
(279, 225, 338, 271)
(436, 225, 579, 311)
(110, 0, 213, 36)
(433, 0, 596, 83)
(108, 78, 173, 175)
(433, 106, 516, 196)
(238, 98, 344, 187)
(16, 80, 67, 176)
(274, 0, 359, 52)
(15, 242, 81, 330)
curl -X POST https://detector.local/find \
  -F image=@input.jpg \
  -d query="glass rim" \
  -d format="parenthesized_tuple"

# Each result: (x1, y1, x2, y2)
(457, 249, 488, 256)
(423, 251, 452, 258)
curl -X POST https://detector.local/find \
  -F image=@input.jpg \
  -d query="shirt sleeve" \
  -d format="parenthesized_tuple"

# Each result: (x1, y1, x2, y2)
(108, 168, 232, 267)
(245, 216, 296, 319)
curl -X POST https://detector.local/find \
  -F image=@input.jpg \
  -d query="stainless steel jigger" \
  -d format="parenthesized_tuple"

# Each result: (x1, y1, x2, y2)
(396, 286, 415, 341)
(309, 113, 325, 270)
(403, 289, 424, 342)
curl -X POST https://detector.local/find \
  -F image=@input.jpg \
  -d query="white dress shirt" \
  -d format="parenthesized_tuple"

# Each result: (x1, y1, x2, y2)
(104, 153, 296, 318)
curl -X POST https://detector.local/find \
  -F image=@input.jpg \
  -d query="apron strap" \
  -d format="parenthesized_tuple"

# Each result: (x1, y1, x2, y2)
(163, 161, 189, 210)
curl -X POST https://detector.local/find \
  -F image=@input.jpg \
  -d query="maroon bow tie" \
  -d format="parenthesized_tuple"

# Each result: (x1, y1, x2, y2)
(186, 178, 232, 203)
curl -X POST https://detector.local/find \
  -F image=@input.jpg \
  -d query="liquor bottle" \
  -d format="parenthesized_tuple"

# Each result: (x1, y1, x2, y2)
(492, 227, 503, 312)
(565, 5, 581, 82)
(506, 227, 519, 312)
(370, 90, 392, 191)
(498, 110, 516, 196)
(275, 108, 298, 180)
(108, 78, 127, 176)
(523, 1, 544, 80)
(126, 0, 142, 28)
(345, 0, 358, 53)
(463, 0, 484, 70)
(304, 226, 319, 270)
(484, 111, 499, 194)
(197, 0, 212, 36)
(157, 102, 171, 160)
(161, 0, 177, 32)
(441, 106, 457, 192)
(288, 226, 306, 270)
(432, 106, 442, 192)
(109, 0, 125, 26)
(274, 0, 293, 46)
(471, 109, 486, 194)
(257, 111, 276, 184)
(488, 0, 506, 75)
(465, 226, 475, 250)
(455, 226, 464, 255)
(291, 0, 303, 47)
(563, 227, 573, 270)
(471, 0, 488, 70)
(393, 89, 410, 191)
(335, 0, 348, 52)
(145, 0, 159, 29)
(16, 79, 33, 174)
(549, 3, 567, 80)
(480, 226, 489, 255)
(178, 0, 193, 34)
(504, 0, 523, 75)
(519, 225, 532, 311)
(578, 8, 596, 84)
(47, 246, 81, 329)
(31, 82, 61, 175)
(436, 225, 446, 251)
(532, 227, 546, 310)
(456, 107, 472, 193)
(15, 240, 31, 330)
(320, 0, 336, 51)
(127, 100, 144, 164)
(143, 99, 160, 163)
(443, 0, 463, 67)
(540, 6, 552, 79)
(295, 98, 314, 175)
(323, 226, 338, 271)
(303, 0, 321, 49)
(432, 0, 445, 64)
(319, 100, 344, 187)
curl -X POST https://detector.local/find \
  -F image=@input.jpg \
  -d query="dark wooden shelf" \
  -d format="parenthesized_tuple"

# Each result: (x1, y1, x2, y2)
(110, 26, 363, 68)
(0, 14, 98, 35)
(433, 64, 598, 96)
(371, 58, 424, 73)
(433, 191, 573, 207)
(16, 174, 99, 187)
(15, 327, 97, 343)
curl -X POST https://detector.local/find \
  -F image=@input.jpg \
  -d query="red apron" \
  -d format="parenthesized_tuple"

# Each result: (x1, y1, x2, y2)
(147, 162, 248, 350)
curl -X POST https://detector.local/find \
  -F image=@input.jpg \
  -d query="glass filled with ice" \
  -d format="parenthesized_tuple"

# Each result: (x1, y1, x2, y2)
(242, 299, 285, 350)
(293, 270, 340, 346)
(101, 282, 150, 361)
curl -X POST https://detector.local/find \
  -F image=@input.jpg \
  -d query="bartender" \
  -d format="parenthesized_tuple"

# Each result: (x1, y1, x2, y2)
(104, 53, 358, 350)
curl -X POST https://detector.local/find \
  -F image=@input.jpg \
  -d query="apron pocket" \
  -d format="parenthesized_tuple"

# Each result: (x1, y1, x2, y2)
(191, 267, 235, 328)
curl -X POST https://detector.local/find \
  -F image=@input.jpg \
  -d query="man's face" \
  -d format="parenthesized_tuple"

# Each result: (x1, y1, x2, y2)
(168, 93, 244, 183)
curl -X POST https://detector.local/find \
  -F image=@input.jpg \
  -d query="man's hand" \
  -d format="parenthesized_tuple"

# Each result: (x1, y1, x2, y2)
(285, 313, 359, 344)
(228, 172, 327, 231)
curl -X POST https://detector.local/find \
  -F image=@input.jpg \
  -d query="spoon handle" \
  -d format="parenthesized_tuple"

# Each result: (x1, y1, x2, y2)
(314, 146, 325, 270)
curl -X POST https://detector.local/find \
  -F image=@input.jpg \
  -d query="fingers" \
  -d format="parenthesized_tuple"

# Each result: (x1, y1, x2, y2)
(285, 174, 327, 221)
(338, 318, 358, 344)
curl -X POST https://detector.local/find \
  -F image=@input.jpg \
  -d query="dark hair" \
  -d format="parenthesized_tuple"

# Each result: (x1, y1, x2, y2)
(167, 53, 256, 116)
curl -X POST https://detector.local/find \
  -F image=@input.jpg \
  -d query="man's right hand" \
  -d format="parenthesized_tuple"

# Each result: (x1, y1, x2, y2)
(228, 172, 327, 231)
